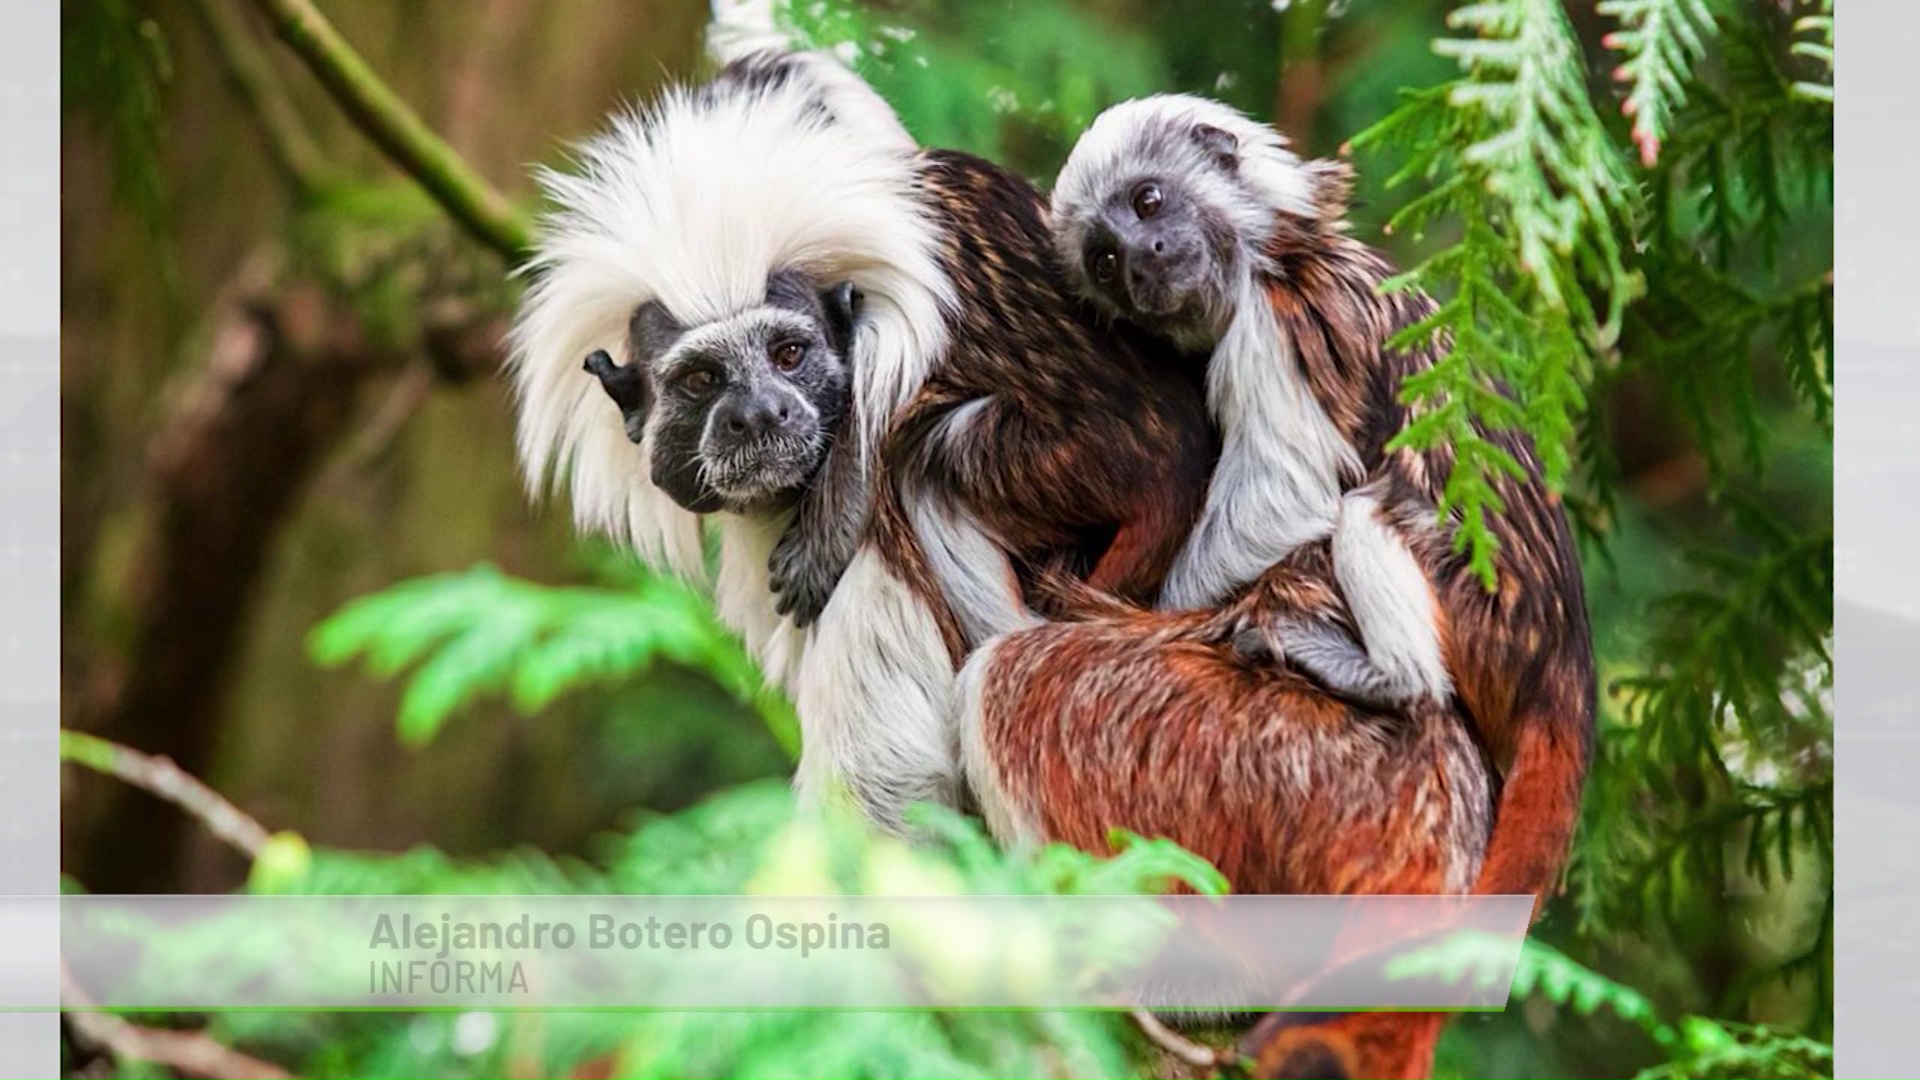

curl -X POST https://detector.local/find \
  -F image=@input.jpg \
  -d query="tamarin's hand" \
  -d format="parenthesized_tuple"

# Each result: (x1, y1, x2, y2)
(768, 521, 844, 627)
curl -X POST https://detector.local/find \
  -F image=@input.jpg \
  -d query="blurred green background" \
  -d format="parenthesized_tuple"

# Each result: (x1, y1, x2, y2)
(60, 0, 1832, 1076)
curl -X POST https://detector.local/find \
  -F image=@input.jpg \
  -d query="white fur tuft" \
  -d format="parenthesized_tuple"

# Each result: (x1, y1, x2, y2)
(906, 496, 1039, 648)
(793, 546, 961, 827)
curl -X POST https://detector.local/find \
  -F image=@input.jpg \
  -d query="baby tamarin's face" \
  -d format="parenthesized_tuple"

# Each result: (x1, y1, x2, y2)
(1053, 127, 1251, 351)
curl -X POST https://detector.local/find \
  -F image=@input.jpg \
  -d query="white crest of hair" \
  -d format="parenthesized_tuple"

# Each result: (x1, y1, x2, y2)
(507, 51, 949, 602)
(1161, 278, 1358, 607)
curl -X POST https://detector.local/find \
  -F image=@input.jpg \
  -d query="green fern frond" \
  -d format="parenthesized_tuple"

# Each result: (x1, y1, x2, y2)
(309, 564, 797, 754)
(1515, 939, 1677, 1049)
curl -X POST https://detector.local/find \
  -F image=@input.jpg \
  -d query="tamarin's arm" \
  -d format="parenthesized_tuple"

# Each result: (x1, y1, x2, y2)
(1236, 485, 1453, 709)
(768, 280, 869, 628)
(768, 435, 869, 626)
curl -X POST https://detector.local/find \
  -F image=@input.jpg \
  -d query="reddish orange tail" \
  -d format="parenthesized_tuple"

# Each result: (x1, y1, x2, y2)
(1471, 717, 1590, 909)
(1238, 712, 1590, 1078)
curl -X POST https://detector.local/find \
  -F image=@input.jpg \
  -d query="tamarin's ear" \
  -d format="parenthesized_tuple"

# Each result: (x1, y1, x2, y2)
(1191, 122, 1239, 169)
(583, 349, 649, 442)
(630, 299, 685, 365)
(821, 280, 861, 355)
(1303, 159, 1356, 227)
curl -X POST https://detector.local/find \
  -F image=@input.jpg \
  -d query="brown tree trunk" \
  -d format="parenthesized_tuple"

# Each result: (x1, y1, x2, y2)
(67, 259, 501, 892)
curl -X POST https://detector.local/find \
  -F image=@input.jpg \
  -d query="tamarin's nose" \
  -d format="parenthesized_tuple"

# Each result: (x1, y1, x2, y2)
(718, 393, 793, 438)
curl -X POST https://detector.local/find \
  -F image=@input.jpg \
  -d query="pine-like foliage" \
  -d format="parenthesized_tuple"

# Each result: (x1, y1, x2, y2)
(1346, 0, 1833, 1068)
(1509, 941, 1834, 1080)
(1600, 0, 1720, 165)
(1354, 0, 1638, 586)
(1568, 0, 1831, 1061)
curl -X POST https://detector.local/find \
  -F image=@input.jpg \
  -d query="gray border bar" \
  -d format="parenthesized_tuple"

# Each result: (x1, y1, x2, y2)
(1836, 2, 1914, 1077)
(0, 0, 59, 1068)
(1, 0, 58, 1072)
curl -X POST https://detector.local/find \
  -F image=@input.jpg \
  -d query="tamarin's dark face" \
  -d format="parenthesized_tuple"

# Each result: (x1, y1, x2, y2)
(584, 271, 858, 515)
(1055, 121, 1247, 350)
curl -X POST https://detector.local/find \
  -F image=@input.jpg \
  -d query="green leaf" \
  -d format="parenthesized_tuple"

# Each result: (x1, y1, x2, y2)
(309, 562, 793, 751)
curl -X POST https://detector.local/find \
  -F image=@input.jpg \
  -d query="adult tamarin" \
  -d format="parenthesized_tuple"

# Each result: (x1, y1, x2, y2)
(518, 54, 1492, 1074)
(510, 50, 1216, 831)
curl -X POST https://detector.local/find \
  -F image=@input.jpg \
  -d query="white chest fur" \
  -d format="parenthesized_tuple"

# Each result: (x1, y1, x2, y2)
(1161, 282, 1358, 609)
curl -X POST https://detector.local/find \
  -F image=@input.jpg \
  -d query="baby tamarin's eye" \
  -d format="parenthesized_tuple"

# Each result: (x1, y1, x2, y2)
(1131, 182, 1165, 220)
(1092, 250, 1119, 283)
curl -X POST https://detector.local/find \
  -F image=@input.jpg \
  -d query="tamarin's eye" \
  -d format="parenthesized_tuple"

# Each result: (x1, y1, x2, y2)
(679, 368, 720, 396)
(1131, 182, 1165, 220)
(1092, 250, 1119, 284)
(771, 340, 806, 371)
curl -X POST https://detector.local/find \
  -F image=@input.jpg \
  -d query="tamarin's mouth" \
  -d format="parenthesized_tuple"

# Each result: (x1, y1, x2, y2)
(698, 433, 822, 510)
(1125, 276, 1208, 327)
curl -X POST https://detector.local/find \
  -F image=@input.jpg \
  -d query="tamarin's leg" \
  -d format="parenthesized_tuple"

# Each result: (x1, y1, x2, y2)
(1324, 487, 1453, 704)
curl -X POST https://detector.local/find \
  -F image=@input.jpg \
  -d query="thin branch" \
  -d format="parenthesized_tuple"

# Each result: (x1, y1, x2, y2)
(326, 363, 433, 482)
(239, 0, 532, 262)
(1129, 1009, 1235, 1075)
(189, 0, 331, 194)
(60, 730, 271, 859)
(64, 964, 296, 1080)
